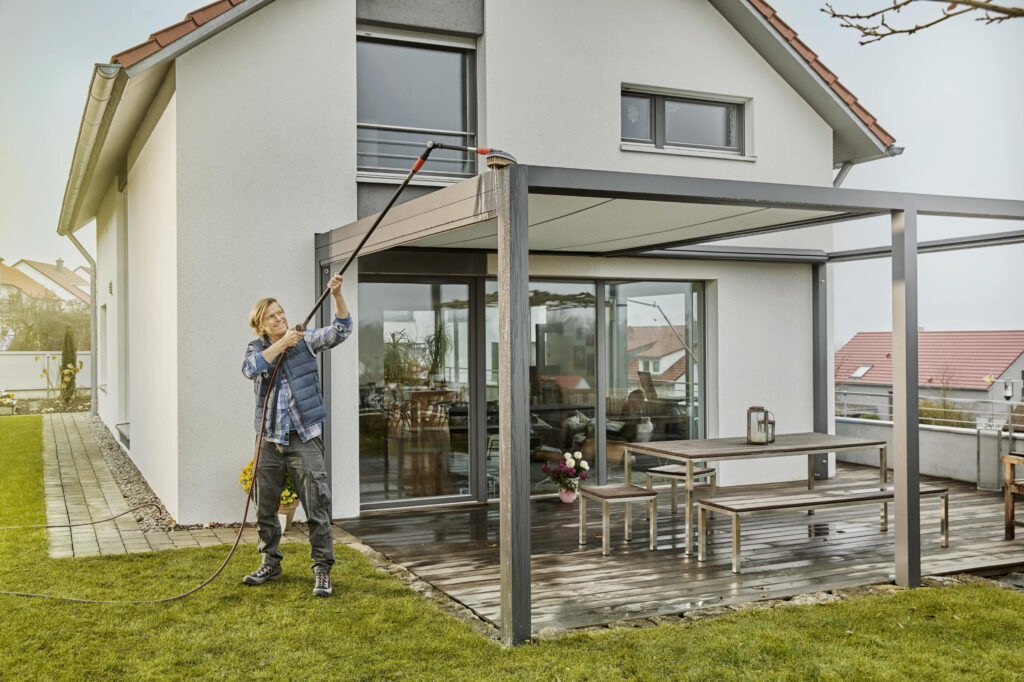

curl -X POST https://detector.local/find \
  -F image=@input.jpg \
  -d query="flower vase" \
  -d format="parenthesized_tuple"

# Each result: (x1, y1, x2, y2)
(559, 488, 577, 504)
(278, 502, 299, 531)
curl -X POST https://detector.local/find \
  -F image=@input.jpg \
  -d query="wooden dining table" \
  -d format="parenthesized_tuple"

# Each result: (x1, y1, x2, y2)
(625, 432, 889, 554)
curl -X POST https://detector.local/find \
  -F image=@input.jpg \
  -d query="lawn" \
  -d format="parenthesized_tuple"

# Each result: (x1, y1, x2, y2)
(2, 414, 1023, 680)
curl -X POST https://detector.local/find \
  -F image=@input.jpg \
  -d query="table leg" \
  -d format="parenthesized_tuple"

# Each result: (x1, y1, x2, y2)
(941, 493, 949, 548)
(807, 454, 816, 515)
(649, 498, 657, 550)
(698, 505, 706, 562)
(685, 460, 695, 555)
(671, 479, 678, 515)
(625, 448, 632, 485)
(880, 445, 889, 529)
(602, 501, 610, 556)
(624, 502, 632, 541)
(731, 515, 742, 574)
(579, 494, 586, 546)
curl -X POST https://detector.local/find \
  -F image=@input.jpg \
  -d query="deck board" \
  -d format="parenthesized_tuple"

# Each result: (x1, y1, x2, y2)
(338, 463, 1024, 633)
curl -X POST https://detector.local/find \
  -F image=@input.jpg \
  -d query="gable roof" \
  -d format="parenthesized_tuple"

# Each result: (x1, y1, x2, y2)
(0, 264, 60, 301)
(836, 331, 1024, 391)
(58, 0, 895, 237)
(628, 325, 689, 358)
(14, 259, 90, 304)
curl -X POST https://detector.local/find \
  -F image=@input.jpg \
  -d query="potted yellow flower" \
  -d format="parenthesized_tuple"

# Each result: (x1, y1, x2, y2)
(239, 459, 301, 530)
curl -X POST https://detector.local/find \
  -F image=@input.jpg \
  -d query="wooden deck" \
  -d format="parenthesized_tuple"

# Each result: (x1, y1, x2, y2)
(338, 463, 1024, 633)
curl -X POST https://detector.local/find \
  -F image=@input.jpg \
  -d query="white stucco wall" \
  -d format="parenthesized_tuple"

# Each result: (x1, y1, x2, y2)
(175, 0, 358, 523)
(126, 93, 179, 516)
(94, 183, 120, 429)
(516, 253, 817, 487)
(481, 0, 833, 187)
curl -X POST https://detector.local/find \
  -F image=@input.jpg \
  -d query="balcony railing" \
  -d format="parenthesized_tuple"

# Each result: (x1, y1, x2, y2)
(836, 388, 1024, 430)
(357, 123, 477, 177)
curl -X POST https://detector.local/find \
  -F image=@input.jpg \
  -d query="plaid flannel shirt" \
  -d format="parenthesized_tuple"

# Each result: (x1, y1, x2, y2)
(242, 314, 352, 444)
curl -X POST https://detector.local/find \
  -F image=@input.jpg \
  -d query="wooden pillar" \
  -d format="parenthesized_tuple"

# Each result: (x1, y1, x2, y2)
(496, 163, 531, 645)
(892, 208, 921, 587)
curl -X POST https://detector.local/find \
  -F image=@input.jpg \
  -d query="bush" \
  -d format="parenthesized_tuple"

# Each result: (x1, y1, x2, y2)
(919, 398, 972, 428)
(60, 325, 78, 403)
(5, 299, 89, 352)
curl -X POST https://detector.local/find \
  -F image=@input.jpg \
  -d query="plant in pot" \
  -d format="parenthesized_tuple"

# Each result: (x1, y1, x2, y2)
(424, 325, 450, 385)
(239, 459, 301, 530)
(542, 451, 589, 503)
(382, 330, 419, 386)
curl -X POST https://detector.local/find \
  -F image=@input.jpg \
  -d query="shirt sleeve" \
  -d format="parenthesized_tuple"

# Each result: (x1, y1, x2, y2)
(242, 341, 272, 380)
(304, 315, 353, 354)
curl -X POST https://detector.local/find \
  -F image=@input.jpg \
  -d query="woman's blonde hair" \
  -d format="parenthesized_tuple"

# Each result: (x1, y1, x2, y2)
(249, 297, 279, 337)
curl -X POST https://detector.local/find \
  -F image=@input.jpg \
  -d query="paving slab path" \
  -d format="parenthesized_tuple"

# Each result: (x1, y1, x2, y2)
(42, 413, 309, 559)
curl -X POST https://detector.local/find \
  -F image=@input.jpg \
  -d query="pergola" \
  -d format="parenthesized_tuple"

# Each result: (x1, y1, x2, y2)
(320, 163, 1024, 645)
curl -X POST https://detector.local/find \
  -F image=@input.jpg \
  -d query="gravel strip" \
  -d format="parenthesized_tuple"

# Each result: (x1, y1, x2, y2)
(88, 415, 177, 532)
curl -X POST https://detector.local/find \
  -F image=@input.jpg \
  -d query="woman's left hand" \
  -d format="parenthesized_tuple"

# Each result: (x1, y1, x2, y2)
(328, 274, 344, 294)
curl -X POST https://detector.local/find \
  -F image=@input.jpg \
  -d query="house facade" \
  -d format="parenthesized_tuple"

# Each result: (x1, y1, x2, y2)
(58, 0, 897, 523)
(12, 259, 90, 305)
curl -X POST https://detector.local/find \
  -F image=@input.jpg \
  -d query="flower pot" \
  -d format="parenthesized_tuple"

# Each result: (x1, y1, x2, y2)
(558, 489, 577, 504)
(278, 502, 299, 531)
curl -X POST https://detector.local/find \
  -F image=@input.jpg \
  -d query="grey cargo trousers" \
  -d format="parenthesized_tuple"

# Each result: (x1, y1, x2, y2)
(254, 433, 334, 574)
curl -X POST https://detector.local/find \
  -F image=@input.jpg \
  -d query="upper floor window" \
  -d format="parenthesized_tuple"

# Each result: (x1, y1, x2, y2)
(357, 35, 476, 177)
(621, 89, 744, 155)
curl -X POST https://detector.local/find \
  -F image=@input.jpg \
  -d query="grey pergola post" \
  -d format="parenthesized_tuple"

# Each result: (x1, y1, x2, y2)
(497, 164, 532, 645)
(892, 208, 921, 587)
(812, 263, 829, 480)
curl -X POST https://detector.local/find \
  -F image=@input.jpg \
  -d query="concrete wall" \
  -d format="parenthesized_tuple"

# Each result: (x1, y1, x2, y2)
(481, 0, 833, 187)
(0, 352, 92, 393)
(835, 417, 1022, 488)
(125, 92, 179, 516)
(175, 0, 358, 523)
(521, 253, 818, 487)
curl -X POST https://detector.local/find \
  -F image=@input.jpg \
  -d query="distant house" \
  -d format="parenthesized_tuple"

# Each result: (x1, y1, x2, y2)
(835, 331, 1024, 415)
(1, 262, 61, 306)
(12, 259, 90, 305)
(627, 325, 692, 387)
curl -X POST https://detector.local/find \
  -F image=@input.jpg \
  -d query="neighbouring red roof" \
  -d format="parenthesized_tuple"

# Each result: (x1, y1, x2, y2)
(836, 331, 1024, 391)
(628, 325, 689, 358)
(107, 0, 894, 149)
(111, 0, 247, 67)
(745, 0, 895, 147)
(14, 260, 90, 304)
(0, 264, 60, 301)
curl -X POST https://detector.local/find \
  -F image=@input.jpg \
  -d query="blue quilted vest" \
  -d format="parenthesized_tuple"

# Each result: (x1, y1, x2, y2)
(253, 336, 327, 434)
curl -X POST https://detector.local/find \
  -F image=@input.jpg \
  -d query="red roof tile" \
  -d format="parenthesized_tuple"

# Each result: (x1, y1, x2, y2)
(745, 0, 896, 147)
(110, 0, 239, 67)
(627, 325, 689, 359)
(836, 331, 1024, 391)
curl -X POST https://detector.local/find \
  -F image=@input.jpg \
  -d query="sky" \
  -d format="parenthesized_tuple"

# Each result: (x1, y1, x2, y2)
(1, 0, 1021, 346)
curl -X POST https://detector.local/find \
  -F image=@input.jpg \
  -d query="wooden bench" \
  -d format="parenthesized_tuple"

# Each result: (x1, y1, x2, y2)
(646, 464, 716, 516)
(1004, 452, 1024, 539)
(697, 485, 949, 574)
(579, 484, 658, 556)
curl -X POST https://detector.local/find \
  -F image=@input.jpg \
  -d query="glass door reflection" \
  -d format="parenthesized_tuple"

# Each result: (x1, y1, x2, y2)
(358, 281, 471, 503)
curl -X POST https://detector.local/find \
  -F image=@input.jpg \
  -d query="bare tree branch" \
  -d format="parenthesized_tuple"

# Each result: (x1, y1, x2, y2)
(822, 1, 1024, 44)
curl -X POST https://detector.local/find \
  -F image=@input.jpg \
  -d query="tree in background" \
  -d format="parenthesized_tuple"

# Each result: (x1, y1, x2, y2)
(824, 1, 1022, 43)
(60, 324, 79, 403)
(4, 299, 89, 352)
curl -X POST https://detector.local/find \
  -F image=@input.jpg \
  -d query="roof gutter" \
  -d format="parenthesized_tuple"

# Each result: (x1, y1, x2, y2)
(57, 63, 125, 237)
(833, 144, 904, 187)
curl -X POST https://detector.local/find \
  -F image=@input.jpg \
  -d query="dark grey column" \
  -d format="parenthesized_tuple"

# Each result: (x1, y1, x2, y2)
(812, 263, 829, 480)
(470, 276, 487, 502)
(496, 164, 531, 645)
(595, 281, 608, 486)
(892, 208, 921, 587)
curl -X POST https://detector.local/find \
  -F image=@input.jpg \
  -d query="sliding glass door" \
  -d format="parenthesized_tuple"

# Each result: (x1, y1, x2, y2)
(357, 280, 472, 504)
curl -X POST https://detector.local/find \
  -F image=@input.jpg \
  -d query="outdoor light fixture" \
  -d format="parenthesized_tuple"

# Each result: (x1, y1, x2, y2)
(1006, 381, 1014, 401)
(746, 406, 775, 444)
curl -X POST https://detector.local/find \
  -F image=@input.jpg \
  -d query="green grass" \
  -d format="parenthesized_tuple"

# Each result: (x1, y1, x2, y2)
(2, 415, 1024, 680)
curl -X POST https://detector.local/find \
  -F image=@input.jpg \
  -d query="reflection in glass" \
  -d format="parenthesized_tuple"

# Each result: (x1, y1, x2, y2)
(606, 282, 704, 484)
(486, 281, 597, 497)
(358, 282, 471, 503)
(664, 99, 739, 150)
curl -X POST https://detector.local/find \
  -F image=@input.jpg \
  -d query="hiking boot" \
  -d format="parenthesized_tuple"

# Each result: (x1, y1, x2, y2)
(313, 572, 332, 597)
(242, 564, 282, 586)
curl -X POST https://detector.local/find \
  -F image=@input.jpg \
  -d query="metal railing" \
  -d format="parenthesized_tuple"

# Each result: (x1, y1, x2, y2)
(836, 388, 1023, 430)
(357, 123, 477, 177)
